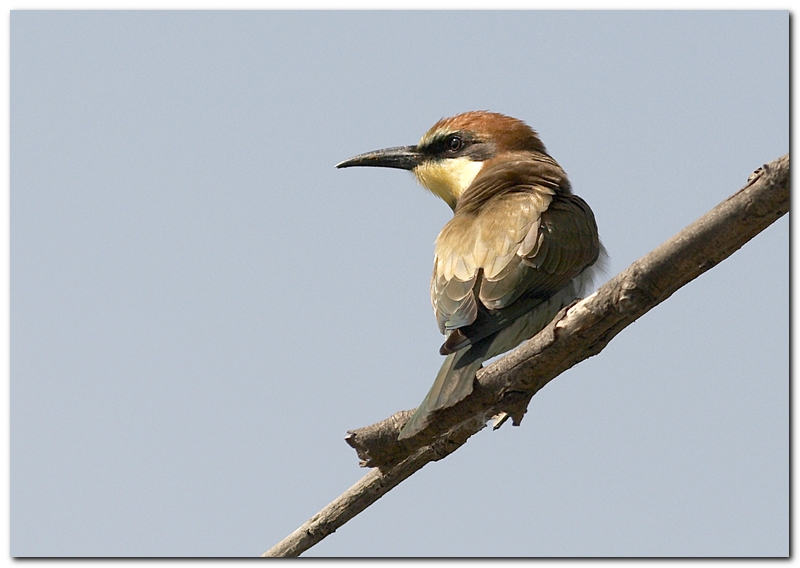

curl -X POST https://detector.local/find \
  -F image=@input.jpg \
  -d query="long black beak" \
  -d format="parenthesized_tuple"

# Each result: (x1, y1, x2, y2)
(336, 145, 421, 171)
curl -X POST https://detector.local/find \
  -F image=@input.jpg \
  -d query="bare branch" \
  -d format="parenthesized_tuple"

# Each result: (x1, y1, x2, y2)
(263, 154, 789, 557)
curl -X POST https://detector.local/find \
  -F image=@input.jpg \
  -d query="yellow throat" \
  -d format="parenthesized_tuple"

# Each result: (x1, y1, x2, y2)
(413, 158, 484, 210)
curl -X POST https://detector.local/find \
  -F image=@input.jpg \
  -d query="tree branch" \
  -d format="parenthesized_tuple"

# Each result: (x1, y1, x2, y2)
(262, 154, 789, 558)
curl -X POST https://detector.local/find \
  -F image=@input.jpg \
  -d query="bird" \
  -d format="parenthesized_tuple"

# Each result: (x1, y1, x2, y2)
(336, 111, 604, 440)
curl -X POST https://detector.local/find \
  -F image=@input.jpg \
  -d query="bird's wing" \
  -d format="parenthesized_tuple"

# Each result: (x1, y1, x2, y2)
(432, 188, 600, 354)
(481, 193, 601, 309)
(431, 189, 552, 334)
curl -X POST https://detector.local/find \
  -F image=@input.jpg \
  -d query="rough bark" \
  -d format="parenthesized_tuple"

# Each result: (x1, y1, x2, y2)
(262, 154, 789, 558)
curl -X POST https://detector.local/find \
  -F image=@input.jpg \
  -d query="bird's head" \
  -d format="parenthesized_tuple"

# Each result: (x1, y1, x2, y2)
(336, 111, 548, 210)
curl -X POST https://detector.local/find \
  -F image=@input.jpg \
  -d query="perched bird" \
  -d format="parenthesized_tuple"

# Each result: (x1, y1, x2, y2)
(337, 111, 604, 440)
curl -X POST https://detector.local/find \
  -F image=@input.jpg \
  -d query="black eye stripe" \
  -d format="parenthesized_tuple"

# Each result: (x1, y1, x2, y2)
(421, 132, 471, 155)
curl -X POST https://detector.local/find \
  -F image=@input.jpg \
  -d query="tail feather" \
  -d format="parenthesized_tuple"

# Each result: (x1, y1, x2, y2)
(398, 279, 588, 440)
(398, 336, 493, 440)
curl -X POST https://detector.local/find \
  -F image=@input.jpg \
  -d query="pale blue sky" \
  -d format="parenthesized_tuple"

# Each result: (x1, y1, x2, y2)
(11, 10, 788, 557)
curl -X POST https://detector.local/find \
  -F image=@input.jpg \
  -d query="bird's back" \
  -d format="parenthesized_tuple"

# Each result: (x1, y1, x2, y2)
(431, 154, 601, 355)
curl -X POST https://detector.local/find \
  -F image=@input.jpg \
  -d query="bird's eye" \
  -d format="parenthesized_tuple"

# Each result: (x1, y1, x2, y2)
(446, 135, 463, 152)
